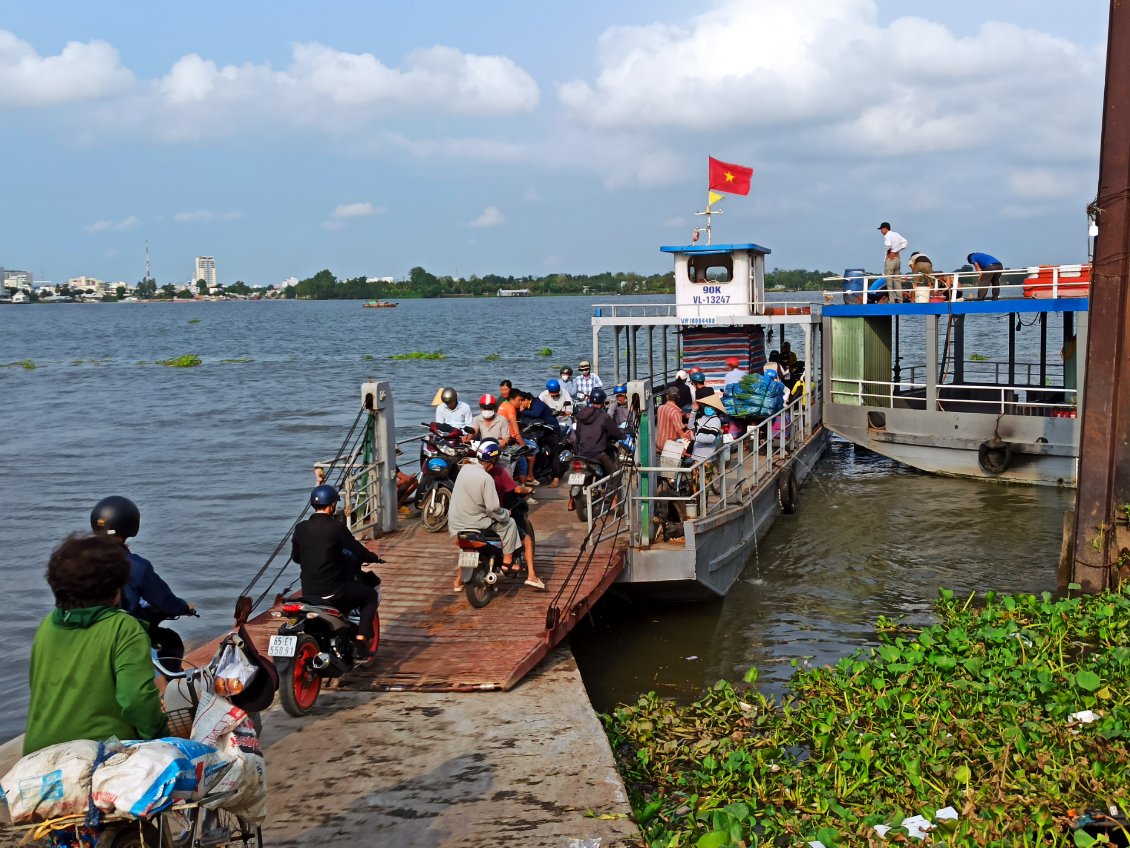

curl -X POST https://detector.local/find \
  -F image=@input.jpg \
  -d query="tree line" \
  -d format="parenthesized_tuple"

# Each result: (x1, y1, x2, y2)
(280, 267, 846, 300)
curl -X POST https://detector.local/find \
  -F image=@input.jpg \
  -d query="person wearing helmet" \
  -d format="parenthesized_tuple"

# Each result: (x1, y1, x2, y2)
(673, 369, 693, 409)
(724, 357, 746, 386)
(291, 485, 384, 660)
(24, 533, 168, 755)
(435, 387, 472, 429)
(611, 384, 630, 426)
(90, 496, 193, 622)
(558, 366, 577, 401)
(477, 439, 543, 590)
(539, 378, 574, 419)
(467, 393, 511, 445)
(689, 369, 716, 400)
(448, 441, 531, 591)
(573, 387, 621, 479)
(574, 359, 603, 406)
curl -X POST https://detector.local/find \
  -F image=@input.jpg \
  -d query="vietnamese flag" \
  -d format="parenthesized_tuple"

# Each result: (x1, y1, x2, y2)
(708, 156, 754, 195)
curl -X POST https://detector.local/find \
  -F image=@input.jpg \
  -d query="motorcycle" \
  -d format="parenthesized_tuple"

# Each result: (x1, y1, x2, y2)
(567, 424, 635, 523)
(519, 419, 573, 484)
(416, 421, 473, 532)
(268, 572, 381, 716)
(456, 497, 534, 609)
(140, 608, 198, 673)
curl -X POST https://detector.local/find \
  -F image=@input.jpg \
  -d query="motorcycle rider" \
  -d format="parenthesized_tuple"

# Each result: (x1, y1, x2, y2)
(25, 533, 167, 754)
(466, 393, 511, 445)
(574, 359, 603, 406)
(558, 366, 577, 401)
(448, 441, 528, 591)
(539, 378, 574, 421)
(89, 496, 194, 622)
(291, 485, 383, 660)
(478, 439, 543, 590)
(516, 390, 565, 488)
(573, 387, 622, 479)
(435, 387, 472, 430)
(611, 384, 631, 426)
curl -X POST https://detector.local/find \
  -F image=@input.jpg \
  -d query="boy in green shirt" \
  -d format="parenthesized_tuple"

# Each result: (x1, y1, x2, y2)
(24, 533, 167, 755)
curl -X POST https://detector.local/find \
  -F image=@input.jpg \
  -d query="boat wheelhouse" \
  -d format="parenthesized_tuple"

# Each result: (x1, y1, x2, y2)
(821, 266, 1088, 486)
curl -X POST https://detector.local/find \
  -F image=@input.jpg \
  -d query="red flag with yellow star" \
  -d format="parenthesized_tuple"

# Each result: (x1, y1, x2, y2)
(708, 156, 753, 195)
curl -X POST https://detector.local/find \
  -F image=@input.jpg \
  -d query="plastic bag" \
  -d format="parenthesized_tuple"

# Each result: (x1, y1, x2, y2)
(91, 738, 228, 818)
(212, 637, 258, 697)
(192, 690, 267, 823)
(0, 739, 100, 823)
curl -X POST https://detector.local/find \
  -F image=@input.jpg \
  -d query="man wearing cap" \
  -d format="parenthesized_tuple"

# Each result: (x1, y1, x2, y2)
(878, 222, 909, 302)
(723, 357, 746, 386)
(967, 252, 1004, 300)
(574, 359, 603, 405)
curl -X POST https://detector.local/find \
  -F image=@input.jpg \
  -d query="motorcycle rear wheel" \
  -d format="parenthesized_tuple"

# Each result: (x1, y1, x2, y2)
(421, 486, 451, 533)
(94, 822, 159, 848)
(574, 491, 589, 523)
(278, 634, 322, 716)
(465, 566, 493, 609)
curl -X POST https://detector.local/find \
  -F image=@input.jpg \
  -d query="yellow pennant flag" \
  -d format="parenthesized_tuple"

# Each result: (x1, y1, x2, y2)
(708, 191, 724, 207)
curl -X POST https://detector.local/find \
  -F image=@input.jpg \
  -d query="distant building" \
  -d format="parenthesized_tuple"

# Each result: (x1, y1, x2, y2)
(1, 268, 33, 291)
(67, 276, 106, 294)
(367, 276, 397, 284)
(195, 256, 217, 288)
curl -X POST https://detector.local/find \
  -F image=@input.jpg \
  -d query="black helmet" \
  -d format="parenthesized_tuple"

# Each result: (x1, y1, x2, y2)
(90, 496, 141, 539)
(310, 485, 339, 507)
(590, 387, 607, 405)
(441, 387, 458, 406)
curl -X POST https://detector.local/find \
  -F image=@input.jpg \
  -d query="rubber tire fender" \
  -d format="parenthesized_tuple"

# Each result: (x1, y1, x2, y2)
(778, 465, 799, 514)
(978, 438, 1013, 475)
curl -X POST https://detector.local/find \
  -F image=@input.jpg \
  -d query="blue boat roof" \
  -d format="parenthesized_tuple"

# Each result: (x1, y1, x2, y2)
(660, 243, 771, 256)
(823, 297, 1088, 317)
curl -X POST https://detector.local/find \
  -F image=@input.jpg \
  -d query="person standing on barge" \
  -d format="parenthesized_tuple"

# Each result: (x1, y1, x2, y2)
(878, 222, 909, 301)
(967, 252, 1004, 300)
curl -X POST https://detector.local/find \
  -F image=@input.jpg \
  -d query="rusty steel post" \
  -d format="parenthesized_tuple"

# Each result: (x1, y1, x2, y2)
(1069, 0, 1130, 591)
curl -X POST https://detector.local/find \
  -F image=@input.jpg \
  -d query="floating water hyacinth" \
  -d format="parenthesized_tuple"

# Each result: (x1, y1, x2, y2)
(155, 354, 202, 367)
(389, 351, 446, 360)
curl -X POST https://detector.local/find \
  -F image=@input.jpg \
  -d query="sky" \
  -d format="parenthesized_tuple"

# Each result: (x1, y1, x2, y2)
(0, 0, 1112, 286)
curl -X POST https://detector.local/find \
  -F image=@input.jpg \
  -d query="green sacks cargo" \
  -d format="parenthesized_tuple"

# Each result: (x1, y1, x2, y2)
(722, 373, 784, 418)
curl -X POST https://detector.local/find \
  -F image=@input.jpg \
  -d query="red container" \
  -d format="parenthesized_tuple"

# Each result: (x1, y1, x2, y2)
(1023, 264, 1091, 298)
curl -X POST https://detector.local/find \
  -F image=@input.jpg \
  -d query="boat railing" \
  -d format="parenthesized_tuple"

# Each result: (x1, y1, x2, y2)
(616, 394, 814, 544)
(896, 361, 1066, 387)
(821, 264, 1089, 305)
(592, 300, 818, 319)
(830, 377, 1077, 416)
(580, 466, 634, 543)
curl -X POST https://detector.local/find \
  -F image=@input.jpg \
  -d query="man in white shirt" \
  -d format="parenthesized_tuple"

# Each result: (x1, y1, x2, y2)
(573, 359, 603, 405)
(539, 379, 574, 418)
(435, 387, 472, 430)
(878, 222, 909, 302)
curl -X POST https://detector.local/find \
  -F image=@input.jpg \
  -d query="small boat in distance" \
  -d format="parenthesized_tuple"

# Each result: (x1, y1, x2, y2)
(362, 300, 398, 308)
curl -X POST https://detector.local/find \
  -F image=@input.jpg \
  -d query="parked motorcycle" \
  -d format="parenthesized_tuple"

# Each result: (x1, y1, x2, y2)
(416, 421, 473, 532)
(519, 419, 573, 484)
(456, 498, 534, 609)
(567, 424, 635, 523)
(268, 573, 381, 716)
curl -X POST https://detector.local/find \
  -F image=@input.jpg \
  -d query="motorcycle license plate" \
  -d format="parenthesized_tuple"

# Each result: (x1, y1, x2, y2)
(267, 635, 298, 657)
(457, 551, 480, 571)
(568, 473, 587, 486)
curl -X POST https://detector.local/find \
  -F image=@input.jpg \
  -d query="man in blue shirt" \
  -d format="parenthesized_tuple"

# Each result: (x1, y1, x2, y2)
(968, 252, 1004, 300)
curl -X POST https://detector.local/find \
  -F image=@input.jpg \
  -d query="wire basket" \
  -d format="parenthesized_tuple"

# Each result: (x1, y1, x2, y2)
(165, 707, 196, 739)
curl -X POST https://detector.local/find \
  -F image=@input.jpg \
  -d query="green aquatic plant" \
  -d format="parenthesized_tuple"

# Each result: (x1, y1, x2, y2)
(72, 359, 84, 366)
(135, 360, 148, 366)
(389, 350, 446, 360)
(484, 352, 501, 362)
(2, 359, 38, 370)
(221, 356, 254, 363)
(154, 354, 202, 368)
(970, 353, 988, 361)
(188, 318, 202, 324)
(537, 347, 552, 357)
(360, 354, 375, 361)
(604, 586, 1130, 847)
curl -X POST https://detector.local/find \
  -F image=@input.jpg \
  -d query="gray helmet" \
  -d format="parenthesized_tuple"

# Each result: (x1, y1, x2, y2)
(440, 387, 458, 406)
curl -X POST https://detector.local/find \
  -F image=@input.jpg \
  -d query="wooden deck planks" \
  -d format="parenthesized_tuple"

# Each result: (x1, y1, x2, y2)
(186, 488, 626, 693)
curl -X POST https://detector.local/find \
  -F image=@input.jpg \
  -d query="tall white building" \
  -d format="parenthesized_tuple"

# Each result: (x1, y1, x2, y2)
(194, 256, 216, 288)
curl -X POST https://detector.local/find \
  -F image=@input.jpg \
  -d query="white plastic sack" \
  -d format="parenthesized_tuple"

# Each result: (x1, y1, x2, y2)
(0, 739, 100, 823)
(91, 738, 227, 818)
(192, 691, 267, 823)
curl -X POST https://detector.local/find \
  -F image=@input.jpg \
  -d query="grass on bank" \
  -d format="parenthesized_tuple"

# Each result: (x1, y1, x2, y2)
(604, 587, 1130, 847)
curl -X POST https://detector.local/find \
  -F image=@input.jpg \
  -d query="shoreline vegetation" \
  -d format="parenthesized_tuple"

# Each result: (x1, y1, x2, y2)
(603, 587, 1130, 847)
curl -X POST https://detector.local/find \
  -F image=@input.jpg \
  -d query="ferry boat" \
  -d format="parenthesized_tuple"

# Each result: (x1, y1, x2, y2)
(362, 300, 398, 308)
(10, 291, 29, 304)
(821, 264, 1088, 487)
(586, 239, 830, 598)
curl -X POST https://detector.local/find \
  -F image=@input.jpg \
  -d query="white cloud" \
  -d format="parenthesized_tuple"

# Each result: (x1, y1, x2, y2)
(0, 30, 134, 106)
(174, 209, 246, 223)
(1008, 168, 1081, 200)
(468, 206, 504, 228)
(333, 202, 381, 219)
(84, 215, 141, 233)
(559, 0, 1102, 160)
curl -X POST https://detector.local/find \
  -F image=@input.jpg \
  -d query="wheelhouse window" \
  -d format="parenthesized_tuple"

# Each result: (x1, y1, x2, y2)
(688, 256, 733, 283)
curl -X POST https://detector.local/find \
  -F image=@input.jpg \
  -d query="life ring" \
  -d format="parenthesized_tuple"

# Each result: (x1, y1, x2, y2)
(978, 438, 1013, 475)
(778, 466, 799, 514)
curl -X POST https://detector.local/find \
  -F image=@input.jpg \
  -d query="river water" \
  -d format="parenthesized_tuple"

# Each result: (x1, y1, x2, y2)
(0, 296, 1072, 741)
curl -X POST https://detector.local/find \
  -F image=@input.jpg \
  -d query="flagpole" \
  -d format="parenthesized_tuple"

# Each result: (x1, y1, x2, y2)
(694, 197, 721, 245)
